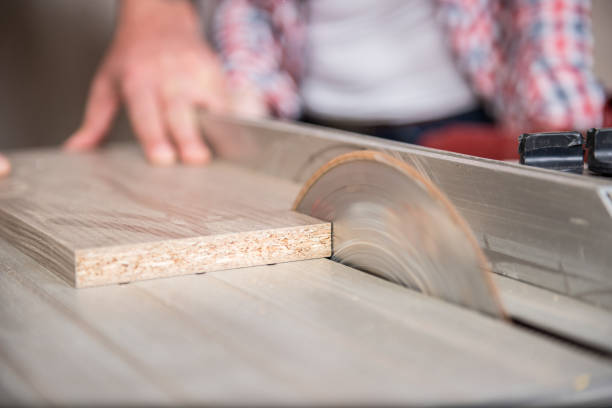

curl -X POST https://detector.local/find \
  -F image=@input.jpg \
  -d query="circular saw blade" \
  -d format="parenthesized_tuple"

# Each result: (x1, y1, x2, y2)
(293, 150, 506, 318)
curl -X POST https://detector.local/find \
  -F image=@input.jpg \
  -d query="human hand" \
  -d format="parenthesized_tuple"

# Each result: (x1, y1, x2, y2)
(0, 153, 10, 178)
(230, 83, 269, 119)
(65, 0, 229, 165)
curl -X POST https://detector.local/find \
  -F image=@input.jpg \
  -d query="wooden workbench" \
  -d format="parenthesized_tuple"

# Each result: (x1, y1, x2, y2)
(1, 146, 611, 405)
(3, 237, 612, 405)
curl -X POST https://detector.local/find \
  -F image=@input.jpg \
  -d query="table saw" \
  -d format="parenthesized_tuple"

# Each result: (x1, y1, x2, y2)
(0, 114, 611, 406)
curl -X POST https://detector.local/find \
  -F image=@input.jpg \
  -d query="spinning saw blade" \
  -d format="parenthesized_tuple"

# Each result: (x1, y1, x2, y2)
(293, 150, 506, 318)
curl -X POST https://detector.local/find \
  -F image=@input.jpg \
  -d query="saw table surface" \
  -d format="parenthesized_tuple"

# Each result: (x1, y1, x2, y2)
(1, 143, 612, 405)
(2, 237, 612, 406)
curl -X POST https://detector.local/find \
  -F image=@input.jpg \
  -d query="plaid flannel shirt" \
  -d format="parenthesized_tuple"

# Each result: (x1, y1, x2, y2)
(214, 0, 604, 131)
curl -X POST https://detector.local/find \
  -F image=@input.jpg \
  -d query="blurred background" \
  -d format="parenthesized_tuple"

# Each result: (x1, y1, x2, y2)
(0, 0, 611, 155)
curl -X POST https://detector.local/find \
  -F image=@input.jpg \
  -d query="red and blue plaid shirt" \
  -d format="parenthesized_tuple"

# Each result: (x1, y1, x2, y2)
(214, 0, 604, 131)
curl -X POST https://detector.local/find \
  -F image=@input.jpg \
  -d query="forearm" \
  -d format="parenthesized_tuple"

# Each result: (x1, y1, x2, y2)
(118, 0, 198, 27)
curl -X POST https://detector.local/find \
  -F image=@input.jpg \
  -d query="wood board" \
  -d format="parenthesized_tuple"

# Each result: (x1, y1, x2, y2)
(0, 146, 330, 287)
(1, 236, 611, 405)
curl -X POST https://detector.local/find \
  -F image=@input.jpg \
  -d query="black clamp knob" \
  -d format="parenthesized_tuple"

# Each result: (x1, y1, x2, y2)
(586, 128, 612, 176)
(518, 131, 584, 173)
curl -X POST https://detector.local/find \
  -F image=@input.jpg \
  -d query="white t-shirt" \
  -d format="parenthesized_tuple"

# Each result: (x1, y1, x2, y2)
(301, 0, 478, 124)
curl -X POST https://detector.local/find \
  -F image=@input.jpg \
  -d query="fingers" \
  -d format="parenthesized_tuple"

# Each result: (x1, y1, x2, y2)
(65, 70, 119, 151)
(67, 48, 226, 166)
(179, 48, 229, 114)
(229, 84, 269, 118)
(194, 62, 230, 114)
(161, 63, 220, 164)
(165, 99, 211, 165)
(0, 153, 10, 178)
(123, 84, 177, 166)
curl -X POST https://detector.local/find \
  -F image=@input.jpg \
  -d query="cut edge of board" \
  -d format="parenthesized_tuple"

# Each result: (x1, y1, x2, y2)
(74, 222, 331, 288)
(0, 202, 331, 288)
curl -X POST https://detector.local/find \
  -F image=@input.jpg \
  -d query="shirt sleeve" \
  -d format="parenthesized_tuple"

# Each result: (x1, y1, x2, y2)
(213, 0, 301, 118)
(437, 0, 605, 131)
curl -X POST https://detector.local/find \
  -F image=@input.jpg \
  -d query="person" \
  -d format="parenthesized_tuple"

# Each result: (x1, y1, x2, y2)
(0, 0, 605, 178)
(213, 0, 605, 144)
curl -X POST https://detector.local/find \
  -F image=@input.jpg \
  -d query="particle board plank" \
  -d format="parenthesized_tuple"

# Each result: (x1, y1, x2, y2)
(0, 146, 330, 287)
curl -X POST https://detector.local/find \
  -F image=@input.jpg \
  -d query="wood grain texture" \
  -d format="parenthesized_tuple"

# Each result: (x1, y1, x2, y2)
(0, 146, 330, 287)
(1, 237, 611, 405)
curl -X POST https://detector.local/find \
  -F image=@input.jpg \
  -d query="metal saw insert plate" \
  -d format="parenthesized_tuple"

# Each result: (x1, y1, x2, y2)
(293, 150, 506, 318)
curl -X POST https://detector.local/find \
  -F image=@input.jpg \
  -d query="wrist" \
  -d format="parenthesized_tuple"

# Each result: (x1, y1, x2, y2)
(118, 0, 198, 31)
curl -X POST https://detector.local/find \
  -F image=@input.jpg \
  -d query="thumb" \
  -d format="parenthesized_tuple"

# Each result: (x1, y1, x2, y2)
(0, 153, 11, 178)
